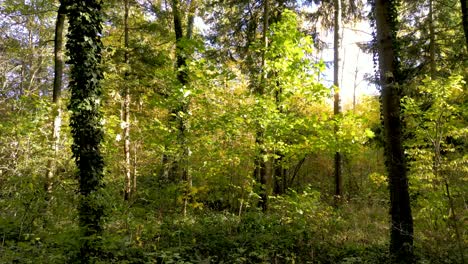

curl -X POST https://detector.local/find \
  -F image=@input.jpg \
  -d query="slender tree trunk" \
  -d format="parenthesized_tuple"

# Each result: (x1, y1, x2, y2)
(375, 0, 414, 261)
(254, 134, 268, 211)
(132, 139, 138, 194)
(333, 0, 343, 203)
(461, 0, 468, 50)
(45, 1, 66, 195)
(260, 0, 269, 90)
(353, 51, 360, 112)
(256, 0, 269, 212)
(273, 82, 286, 195)
(429, 0, 436, 77)
(123, 0, 132, 201)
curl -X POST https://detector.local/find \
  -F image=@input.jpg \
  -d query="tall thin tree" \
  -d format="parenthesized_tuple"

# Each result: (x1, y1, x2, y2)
(375, 0, 414, 261)
(45, 0, 66, 195)
(429, 0, 436, 77)
(123, 0, 132, 201)
(254, 0, 269, 212)
(333, 0, 343, 203)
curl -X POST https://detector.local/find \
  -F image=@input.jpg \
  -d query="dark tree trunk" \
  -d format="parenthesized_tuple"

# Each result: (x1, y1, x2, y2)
(375, 0, 414, 261)
(461, 0, 468, 50)
(429, 0, 436, 77)
(256, 0, 269, 212)
(66, 0, 105, 261)
(255, 133, 268, 212)
(273, 85, 286, 196)
(333, 0, 343, 203)
(273, 153, 287, 195)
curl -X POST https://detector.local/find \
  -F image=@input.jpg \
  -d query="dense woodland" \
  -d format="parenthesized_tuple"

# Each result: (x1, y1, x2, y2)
(0, 0, 467, 263)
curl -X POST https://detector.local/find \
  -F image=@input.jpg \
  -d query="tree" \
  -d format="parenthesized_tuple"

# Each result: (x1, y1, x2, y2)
(256, 0, 269, 212)
(171, 0, 197, 215)
(66, 0, 105, 260)
(123, 0, 132, 201)
(374, 0, 414, 261)
(399, 0, 465, 81)
(333, 0, 343, 202)
(461, 0, 468, 49)
(45, 0, 66, 196)
(429, 0, 436, 77)
(311, 0, 364, 200)
(266, 9, 327, 196)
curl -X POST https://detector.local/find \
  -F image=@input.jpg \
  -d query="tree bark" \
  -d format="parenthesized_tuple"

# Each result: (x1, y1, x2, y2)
(123, 0, 132, 201)
(273, 85, 286, 196)
(333, 0, 343, 202)
(461, 0, 468, 50)
(429, 0, 436, 77)
(375, 0, 414, 261)
(256, 0, 269, 212)
(45, 0, 66, 195)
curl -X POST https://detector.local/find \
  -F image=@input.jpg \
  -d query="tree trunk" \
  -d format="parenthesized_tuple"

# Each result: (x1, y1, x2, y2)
(273, 153, 287, 195)
(461, 0, 468, 50)
(45, 0, 66, 195)
(256, 0, 269, 212)
(273, 85, 286, 196)
(333, 0, 343, 202)
(254, 133, 268, 212)
(132, 139, 138, 194)
(429, 0, 436, 77)
(352, 51, 360, 112)
(66, 0, 105, 261)
(171, 0, 196, 216)
(375, 0, 414, 261)
(123, 0, 132, 201)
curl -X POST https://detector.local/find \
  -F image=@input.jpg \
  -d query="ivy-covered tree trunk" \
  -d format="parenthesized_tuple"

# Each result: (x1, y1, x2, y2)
(45, 0, 66, 195)
(375, 0, 414, 261)
(171, 0, 196, 216)
(66, 0, 105, 260)
(333, 0, 343, 203)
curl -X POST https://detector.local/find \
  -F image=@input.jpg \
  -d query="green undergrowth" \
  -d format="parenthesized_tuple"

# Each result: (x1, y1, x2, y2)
(0, 186, 464, 263)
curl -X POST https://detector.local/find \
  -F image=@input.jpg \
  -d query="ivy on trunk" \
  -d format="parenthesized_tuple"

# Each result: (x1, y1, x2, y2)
(66, 0, 105, 261)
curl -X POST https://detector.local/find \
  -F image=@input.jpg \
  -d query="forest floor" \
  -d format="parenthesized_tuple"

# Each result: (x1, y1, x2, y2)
(1, 182, 465, 263)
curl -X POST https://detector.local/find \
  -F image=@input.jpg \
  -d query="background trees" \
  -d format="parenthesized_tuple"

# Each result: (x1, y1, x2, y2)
(0, 0, 466, 263)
